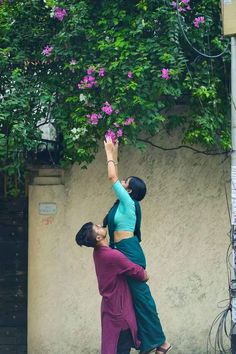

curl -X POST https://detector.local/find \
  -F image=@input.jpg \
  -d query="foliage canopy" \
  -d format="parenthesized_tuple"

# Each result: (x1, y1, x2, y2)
(0, 0, 231, 174)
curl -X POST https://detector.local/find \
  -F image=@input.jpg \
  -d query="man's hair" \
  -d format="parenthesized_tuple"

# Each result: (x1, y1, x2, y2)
(75, 222, 97, 248)
(128, 176, 147, 201)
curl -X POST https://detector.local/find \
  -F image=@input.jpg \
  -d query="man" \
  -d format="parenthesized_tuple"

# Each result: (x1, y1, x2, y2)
(75, 222, 148, 354)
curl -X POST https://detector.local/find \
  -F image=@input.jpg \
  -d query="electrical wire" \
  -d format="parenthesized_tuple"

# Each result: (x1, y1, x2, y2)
(206, 169, 234, 353)
(206, 237, 232, 353)
(176, 0, 230, 59)
(207, 306, 231, 354)
(207, 224, 236, 354)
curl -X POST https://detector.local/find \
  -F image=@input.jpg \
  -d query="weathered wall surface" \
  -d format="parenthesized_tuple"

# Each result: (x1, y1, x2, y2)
(28, 136, 230, 354)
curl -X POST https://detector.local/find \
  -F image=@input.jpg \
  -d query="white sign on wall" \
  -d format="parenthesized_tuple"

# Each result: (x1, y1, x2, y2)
(39, 203, 57, 215)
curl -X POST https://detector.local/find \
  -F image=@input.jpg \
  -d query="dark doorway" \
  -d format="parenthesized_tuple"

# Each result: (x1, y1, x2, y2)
(0, 197, 28, 354)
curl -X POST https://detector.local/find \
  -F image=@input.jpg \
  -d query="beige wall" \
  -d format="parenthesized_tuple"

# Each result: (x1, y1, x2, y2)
(28, 137, 230, 354)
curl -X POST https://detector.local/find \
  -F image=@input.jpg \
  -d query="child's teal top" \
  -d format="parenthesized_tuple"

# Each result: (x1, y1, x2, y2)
(112, 180, 136, 232)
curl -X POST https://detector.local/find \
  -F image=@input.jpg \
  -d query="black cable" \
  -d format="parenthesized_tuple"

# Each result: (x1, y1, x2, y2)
(206, 232, 233, 353)
(207, 306, 231, 353)
(137, 137, 231, 156)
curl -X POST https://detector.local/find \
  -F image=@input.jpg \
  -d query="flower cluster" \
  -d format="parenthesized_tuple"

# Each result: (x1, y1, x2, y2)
(70, 59, 77, 65)
(69, 60, 77, 72)
(193, 16, 205, 28)
(127, 71, 133, 79)
(161, 68, 170, 80)
(86, 107, 135, 142)
(42, 45, 53, 56)
(78, 75, 97, 89)
(99, 68, 105, 77)
(54, 7, 67, 21)
(113, 117, 135, 129)
(102, 102, 113, 115)
(71, 127, 88, 141)
(107, 117, 135, 142)
(105, 128, 124, 143)
(76, 62, 165, 143)
(86, 113, 102, 125)
(171, 0, 191, 12)
(123, 117, 135, 126)
(105, 129, 117, 143)
(117, 129, 123, 137)
(77, 67, 106, 89)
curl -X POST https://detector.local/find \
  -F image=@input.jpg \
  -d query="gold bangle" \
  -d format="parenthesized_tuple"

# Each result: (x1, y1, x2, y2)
(107, 160, 118, 165)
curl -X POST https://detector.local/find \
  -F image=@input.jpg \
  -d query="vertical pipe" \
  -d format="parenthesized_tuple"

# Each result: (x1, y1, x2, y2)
(231, 36, 236, 353)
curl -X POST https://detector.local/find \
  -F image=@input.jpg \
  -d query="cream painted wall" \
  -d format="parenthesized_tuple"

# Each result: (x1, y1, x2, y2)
(28, 137, 230, 354)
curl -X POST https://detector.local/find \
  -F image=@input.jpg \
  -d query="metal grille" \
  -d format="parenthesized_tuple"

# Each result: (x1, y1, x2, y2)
(0, 198, 28, 354)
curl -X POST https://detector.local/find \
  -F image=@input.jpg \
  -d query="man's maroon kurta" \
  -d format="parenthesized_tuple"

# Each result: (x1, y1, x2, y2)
(93, 245, 146, 354)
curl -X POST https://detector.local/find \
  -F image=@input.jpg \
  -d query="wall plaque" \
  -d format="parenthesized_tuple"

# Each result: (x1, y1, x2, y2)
(39, 203, 57, 215)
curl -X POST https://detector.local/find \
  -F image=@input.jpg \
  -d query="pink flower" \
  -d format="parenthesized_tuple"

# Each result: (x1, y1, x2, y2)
(171, 0, 191, 11)
(117, 129, 123, 138)
(87, 75, 96, 82)
(102, 102, 113, 115)
(161, 68, 170, 80)
(105, 129, 117, 144)
(78, 75, 97, 89)
(87, 113, 102, 125)
(87, 68, 93, 75)
(99, 68, 105, 77)
(54, 7, 67, 21)
(113, 123, 120, 128)
(123, 117, 135, 126)
(127, 71, 133, 79)
(193, 16, 205, 28)
(42, 45, 53, 57)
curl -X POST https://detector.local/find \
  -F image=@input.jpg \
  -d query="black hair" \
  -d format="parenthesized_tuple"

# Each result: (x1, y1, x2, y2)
(75, 222, 97, 248)
(128, 176, 147, 201)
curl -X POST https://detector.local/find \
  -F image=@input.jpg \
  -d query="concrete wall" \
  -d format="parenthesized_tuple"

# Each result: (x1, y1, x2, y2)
(28, 136, 230, 354)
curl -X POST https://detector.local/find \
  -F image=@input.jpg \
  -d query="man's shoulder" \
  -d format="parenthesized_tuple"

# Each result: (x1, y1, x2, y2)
(94, 246, 123, 259)
(94, 246, 117, 254)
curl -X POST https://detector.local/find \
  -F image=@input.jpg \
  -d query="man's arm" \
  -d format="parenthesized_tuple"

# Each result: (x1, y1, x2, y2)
(114, 251, 148, 282)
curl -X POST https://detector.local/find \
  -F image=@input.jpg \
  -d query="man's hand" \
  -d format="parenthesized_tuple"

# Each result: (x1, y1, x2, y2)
(143, 270, 149, 282)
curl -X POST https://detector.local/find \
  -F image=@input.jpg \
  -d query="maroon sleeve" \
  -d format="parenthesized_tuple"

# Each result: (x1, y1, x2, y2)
(113, 250, 146, 281)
